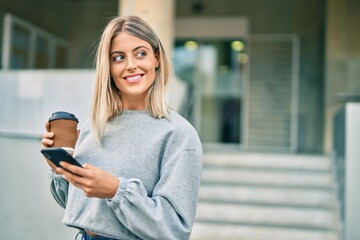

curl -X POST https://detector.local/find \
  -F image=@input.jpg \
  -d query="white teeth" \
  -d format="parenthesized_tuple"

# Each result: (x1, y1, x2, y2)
(126, 75, 141, 81)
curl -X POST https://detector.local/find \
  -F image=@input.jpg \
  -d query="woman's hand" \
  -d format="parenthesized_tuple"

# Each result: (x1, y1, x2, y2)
(41, 121, 80, 174)
(41, 122, 60, 172)
(41, 122, 80, 148)
(41, 121, 54, 147)
(56, 162, 120, 198)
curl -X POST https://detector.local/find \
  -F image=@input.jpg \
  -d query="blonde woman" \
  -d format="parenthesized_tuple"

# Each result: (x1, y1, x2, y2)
(42, 16, 203, 240)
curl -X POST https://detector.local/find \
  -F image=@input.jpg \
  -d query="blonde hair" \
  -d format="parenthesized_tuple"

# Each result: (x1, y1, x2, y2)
(91, 16, 171, 143)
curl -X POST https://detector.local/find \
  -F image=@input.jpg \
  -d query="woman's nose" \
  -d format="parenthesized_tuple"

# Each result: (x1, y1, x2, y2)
(126, 57, 137, 71)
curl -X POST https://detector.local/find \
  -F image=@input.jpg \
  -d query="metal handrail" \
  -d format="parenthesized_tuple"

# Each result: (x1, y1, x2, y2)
(337, 92, 360, 102)
(0, 128, 42, 140)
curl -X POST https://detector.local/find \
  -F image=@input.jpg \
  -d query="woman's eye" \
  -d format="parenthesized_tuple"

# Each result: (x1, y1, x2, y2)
(113, 55, 124, 61)
(136, 51, 147, 57)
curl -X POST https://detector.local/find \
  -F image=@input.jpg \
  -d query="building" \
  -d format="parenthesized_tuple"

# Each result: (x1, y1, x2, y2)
(1, 0, 359, 239)
(1, 0, 359, 153)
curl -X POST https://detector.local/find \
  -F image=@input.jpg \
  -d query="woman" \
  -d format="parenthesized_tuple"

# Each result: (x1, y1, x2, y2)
(42, 16, 203, 240)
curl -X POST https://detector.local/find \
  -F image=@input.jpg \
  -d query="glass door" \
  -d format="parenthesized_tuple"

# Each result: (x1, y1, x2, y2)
(173, 39, 248, 145)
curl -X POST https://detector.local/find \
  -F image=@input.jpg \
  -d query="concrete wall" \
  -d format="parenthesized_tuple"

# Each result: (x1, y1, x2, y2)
(0, 70, 95, 131)
(0, 70, 95, 239)
(345, 103, 360, 240)
(0, 136, 78, 240)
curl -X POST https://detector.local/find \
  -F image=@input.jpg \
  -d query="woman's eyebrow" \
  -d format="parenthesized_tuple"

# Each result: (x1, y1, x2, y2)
(110, 50, 124, 56)
(110, 46, 151, 56)
(133, 45, 151, 51)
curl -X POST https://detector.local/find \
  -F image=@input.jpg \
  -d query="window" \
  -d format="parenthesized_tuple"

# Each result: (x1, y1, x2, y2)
(1, 13, 69, 69)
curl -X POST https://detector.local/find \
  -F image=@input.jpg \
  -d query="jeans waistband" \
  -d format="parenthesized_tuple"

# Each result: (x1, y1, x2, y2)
(75, 230, 118, 240)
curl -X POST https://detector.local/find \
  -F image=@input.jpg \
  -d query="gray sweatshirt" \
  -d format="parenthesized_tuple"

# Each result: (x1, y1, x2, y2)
(48, 110, 203, 240)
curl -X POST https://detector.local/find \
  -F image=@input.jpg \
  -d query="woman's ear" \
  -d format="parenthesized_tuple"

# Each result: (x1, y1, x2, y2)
(155, 53, 160, 68)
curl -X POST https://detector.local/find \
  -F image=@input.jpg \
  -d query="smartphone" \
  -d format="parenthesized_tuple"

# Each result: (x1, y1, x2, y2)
(41, 148, 83, 168)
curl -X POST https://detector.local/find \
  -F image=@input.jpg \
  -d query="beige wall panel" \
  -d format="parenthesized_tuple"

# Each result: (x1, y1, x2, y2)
(175, 17, 249, 39)
(119, 0, 175, 54)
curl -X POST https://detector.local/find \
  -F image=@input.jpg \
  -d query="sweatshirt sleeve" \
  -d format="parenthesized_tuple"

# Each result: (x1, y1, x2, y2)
(48, 169, 69, 208)
(106, 148, 203, 240)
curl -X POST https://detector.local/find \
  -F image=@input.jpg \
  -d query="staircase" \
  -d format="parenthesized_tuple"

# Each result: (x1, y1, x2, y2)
(190, 152, 341, 240)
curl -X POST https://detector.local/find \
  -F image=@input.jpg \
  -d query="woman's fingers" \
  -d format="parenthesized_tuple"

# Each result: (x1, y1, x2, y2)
(45, 121, 51, 132)
(57, 164, 85, 186)
(59, 161, 85, 176)
(43, 131, 54, 139)
(42, 122, 54, 147)
(58, 162, 118, 198)
(41, 137, 53, 147)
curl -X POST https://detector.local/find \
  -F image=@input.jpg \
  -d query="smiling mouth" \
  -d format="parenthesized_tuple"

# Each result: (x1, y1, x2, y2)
(124, 74, 144, 83)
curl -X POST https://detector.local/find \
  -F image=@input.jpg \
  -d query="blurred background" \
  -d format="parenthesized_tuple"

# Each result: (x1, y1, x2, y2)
(0, 0, 359, 239)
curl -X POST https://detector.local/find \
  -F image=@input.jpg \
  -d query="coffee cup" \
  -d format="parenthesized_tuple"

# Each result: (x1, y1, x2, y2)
(48, 111, 79, 150)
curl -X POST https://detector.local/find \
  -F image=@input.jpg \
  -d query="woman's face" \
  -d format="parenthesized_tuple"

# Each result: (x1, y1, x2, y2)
(109, 32, 159, 110)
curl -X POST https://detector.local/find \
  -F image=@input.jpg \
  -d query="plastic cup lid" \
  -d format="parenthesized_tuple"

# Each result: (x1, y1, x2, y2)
(48, 111, 79, 122)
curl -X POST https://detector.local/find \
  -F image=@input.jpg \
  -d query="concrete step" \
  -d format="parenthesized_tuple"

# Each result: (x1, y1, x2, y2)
(195, 202, 339, 230)
(190, 222, 340, 240)
(203, 152, 332, 171)
(193, 153, 341, 240)
(201, 167, 335, 188)
(198, 184, 337, 208)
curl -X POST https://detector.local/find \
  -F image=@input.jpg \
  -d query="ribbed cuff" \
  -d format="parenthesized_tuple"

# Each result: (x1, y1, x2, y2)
(107, 177, 128, 207)
(48, 169, 66, 182)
